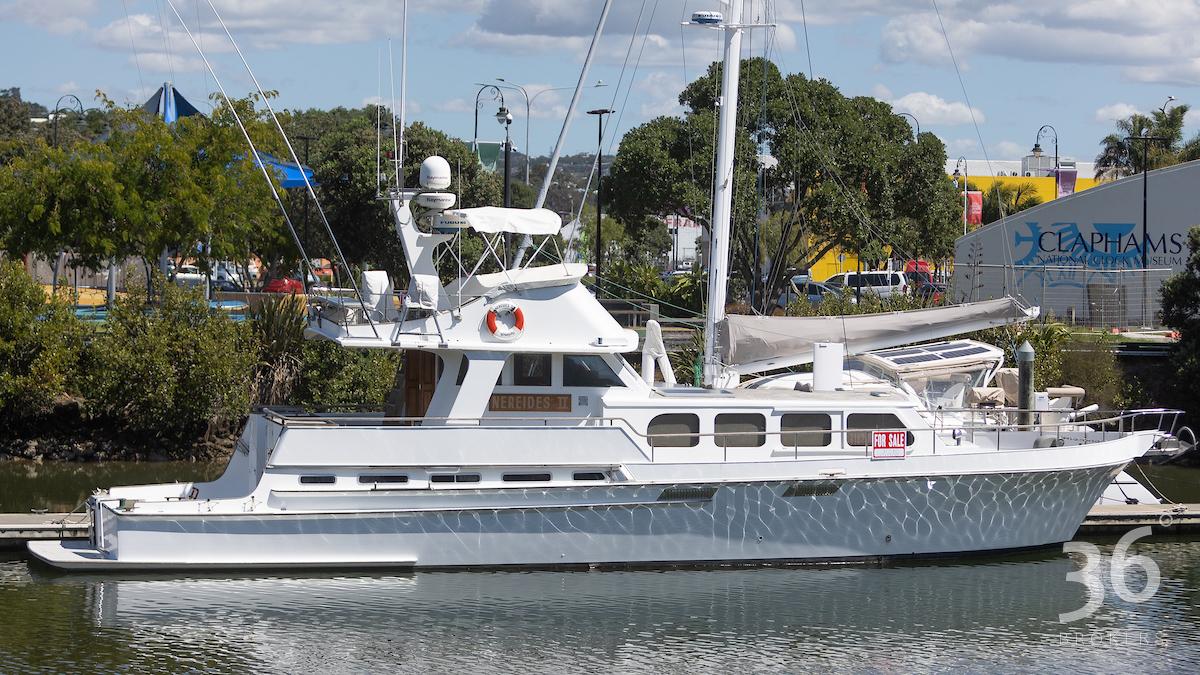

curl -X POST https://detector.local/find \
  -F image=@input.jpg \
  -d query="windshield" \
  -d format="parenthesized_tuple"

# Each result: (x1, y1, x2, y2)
(900, 367, 992, 410)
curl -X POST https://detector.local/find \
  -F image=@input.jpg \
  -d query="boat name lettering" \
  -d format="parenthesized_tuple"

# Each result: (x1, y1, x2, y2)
(488, 394, 572, 413)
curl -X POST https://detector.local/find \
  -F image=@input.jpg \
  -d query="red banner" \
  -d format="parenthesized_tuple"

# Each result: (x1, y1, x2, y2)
(966, 191, 983, 225)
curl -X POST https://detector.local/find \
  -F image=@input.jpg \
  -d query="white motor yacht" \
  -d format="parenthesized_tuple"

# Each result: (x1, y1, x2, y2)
(27, 1, 1180, 570)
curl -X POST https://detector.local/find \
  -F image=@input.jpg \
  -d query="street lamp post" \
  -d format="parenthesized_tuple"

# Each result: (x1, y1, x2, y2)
(496, 79, 606, 185)
(1126, 132, 1169, 326)
(497, 106, 513, 208)
(51, 94, 83, 147)
(896, 112, 919, 140)
(1033, 124, 1058, 194)
(952, 157, 968, 236)
(472, 84, 504, 153)
(587, 108, 615, 285)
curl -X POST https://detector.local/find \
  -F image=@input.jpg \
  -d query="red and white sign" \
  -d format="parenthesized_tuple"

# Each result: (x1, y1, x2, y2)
(871, 430, 907, 459)
(966, 191, 983, 225)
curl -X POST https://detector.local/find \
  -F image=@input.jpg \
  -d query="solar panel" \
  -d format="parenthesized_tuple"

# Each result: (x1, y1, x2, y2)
(877, 348, 923, 357)
(939, 346, 990, 359)
(923, 342, 971, 352)
(893, 354, 945, 365)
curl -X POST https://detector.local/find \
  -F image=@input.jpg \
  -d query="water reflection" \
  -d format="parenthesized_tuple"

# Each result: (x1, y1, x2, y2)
(0, 543, 1192, 673)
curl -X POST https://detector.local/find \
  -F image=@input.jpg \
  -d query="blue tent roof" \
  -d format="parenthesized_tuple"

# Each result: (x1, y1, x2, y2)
(141, 82, 202, 124)
(253, 152, 316, 189)
(143, 82, 317, 188)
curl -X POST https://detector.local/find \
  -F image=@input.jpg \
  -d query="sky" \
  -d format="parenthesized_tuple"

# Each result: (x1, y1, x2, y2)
(2, 0, 1199, 172)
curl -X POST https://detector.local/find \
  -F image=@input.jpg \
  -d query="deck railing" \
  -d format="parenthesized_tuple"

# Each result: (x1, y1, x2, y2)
(259, 407, 1182, 463)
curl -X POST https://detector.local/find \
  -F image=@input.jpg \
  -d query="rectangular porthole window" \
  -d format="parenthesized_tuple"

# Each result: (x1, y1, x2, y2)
(648, 413, 700, 447)
(299, 475, 336, 484)
(513, 353, 552, 386)
(846, 413, 915, 447)
(563, 355, 624, 387)
(714, 413, 766, 447)
(780, 413, 833, 447)
(430, 474, 481, 483)
(358, 475, 409, 484)
(573, 472, 606, 481)
(502, 473, 552, 482)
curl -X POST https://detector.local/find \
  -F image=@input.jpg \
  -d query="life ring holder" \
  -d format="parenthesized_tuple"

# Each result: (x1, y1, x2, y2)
(486, 301, 525, 341)
(188, 486, 200, 500)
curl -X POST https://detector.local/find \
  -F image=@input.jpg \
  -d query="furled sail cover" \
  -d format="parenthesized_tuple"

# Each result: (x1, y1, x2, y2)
(720, 296, 1039, 376)
(443, 207, 561, 235)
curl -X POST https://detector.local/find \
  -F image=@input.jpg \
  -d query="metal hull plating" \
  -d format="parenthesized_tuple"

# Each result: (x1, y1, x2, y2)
(30, 465, 1121, 570)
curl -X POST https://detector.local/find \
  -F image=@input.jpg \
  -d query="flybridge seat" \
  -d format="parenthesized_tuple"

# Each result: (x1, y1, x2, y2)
(445, 262, 588, 298)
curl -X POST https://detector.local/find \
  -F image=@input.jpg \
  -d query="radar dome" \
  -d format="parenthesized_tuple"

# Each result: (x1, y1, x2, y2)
(420, 156, 452, 190)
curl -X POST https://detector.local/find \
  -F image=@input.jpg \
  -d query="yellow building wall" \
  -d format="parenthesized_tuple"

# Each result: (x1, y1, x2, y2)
(963, 174, 1098, 202)
(808, 247, 859, 282)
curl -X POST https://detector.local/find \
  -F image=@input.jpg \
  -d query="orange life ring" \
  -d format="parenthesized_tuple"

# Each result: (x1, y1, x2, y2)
(486, 301, 525, 341)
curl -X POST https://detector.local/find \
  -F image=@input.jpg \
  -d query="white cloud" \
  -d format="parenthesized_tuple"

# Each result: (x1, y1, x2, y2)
(1095, 102, 1140, 123)
(0, 0, 95, 34)
(637, 71, 683, 118)
(434, 98, 473, 114)
(993, 140, 1025, 158)
(946, 138, 980, 155)
(891, 91, 984, 125)
(56, 81, 79, 95)
(871, 83, 893, 100)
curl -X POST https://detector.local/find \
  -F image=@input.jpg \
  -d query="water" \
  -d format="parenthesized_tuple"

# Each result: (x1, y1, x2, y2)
(1, 542, 1199, 673)
(0, 461, 221, 513)
(1, 461, 1198, 672)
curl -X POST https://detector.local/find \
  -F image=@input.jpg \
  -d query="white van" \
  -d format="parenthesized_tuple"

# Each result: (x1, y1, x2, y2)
(823, 271, 909, 298)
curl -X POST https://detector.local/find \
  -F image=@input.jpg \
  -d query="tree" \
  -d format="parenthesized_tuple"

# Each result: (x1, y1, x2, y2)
(968, 180, 1044, 225)
(0, 88, 30, 139)
(606, 58, 960, 312)
(1159, 226, 1200, 424)
(1095, 103, 1200, 180)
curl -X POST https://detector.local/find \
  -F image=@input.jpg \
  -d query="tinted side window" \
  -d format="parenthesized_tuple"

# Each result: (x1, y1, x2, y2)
(780, 413, 832, 447)
(513, 353, 551, 386)
(714, 413, 765, 447)
(563, 355, 623, 387)
(648, 413, 699, 447)
(846, 413, 914, 446)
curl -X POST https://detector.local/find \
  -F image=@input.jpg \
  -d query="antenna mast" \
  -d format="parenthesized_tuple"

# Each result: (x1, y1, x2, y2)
(701, 0, 745, 387)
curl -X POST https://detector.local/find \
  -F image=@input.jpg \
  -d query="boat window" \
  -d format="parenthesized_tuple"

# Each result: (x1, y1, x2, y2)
(573, 471, 606, 481)
(648, 413, 700, 447)
(780, 413, 832, 447)
(358, 474, 409, 484)
(502, 473, 552, 482)
(430, 473, 482, 483)
(846, 413, 915, 446)
(714, 413, 765, 447)
(563, 355, 624, 387)
(299, 475, 336, 484)
(513, 353, 552, 386)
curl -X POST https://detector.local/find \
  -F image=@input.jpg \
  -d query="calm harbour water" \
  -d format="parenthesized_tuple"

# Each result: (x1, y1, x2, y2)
(0, 461, 1198, 672)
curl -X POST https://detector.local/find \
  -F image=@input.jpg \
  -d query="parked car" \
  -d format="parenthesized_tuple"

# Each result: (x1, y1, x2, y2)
(209, 278, 245, 294)
(823, 271, 909, 298)
(776, 280, 852, 309)
(916, 280, 947, 303)
(263, 277, 304, 294)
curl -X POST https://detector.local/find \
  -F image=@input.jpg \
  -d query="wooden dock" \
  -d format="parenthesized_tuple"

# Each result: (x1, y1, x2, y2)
(1, 504, 1198, 550)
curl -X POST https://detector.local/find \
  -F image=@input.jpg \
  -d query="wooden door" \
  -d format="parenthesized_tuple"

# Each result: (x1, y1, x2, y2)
(402, 350, 439, 419)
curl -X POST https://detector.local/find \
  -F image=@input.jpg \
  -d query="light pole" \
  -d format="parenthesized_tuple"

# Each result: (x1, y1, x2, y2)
(587, 108, 615, 285)
(1159, 95, 1177, 116)
(497, 105, 513, 208)
(952, 157, 968, 236)
(1126, 131, 1169, 326)
(496, 78, 606, 184)
(896, 112, 919, 140)
(51, 94, 83, 147)
(1033, 124, 1058, 194)
(472, 84, 504, 153)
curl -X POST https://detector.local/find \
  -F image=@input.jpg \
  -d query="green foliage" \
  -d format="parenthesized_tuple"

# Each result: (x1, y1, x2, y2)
(606, 58, 960, 313)
(249, 294, 307, 405)
(82, 279, 256, 446)
(1160, 226, 1200, 422)
(0, 261, 87, 420)
(291, 340, 401, 409)
(972, 319, 1071, 390)
(1095, 102, 1200, 179)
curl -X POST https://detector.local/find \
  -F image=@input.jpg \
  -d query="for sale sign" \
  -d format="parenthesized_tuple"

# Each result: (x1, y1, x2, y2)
(871, 430, 907, 459)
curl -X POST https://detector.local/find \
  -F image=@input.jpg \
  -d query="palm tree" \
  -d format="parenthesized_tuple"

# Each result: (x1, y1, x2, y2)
(972, 181, 1043, 224)
(1095, 103, 1194, 181)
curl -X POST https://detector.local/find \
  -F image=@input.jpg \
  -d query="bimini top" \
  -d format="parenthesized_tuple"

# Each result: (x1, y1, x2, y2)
(441, 207, 561, 235)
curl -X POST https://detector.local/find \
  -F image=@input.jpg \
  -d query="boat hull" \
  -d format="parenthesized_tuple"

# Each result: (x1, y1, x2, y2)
(29, 464, 1122, 570)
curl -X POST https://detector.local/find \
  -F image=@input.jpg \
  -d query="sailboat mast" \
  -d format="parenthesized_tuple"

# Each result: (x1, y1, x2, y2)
(702, 0, 745, 387)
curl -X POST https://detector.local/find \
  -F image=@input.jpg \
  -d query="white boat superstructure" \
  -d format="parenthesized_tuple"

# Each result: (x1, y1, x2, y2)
(26, 0, 1181, 571)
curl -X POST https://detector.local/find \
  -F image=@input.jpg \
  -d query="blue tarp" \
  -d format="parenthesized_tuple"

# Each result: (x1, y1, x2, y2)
(253, 152, 316, 188)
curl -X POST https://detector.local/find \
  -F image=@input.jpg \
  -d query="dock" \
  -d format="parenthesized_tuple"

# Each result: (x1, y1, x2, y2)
(2, 504, 1199, 550)
(0, 513, 88, 549)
